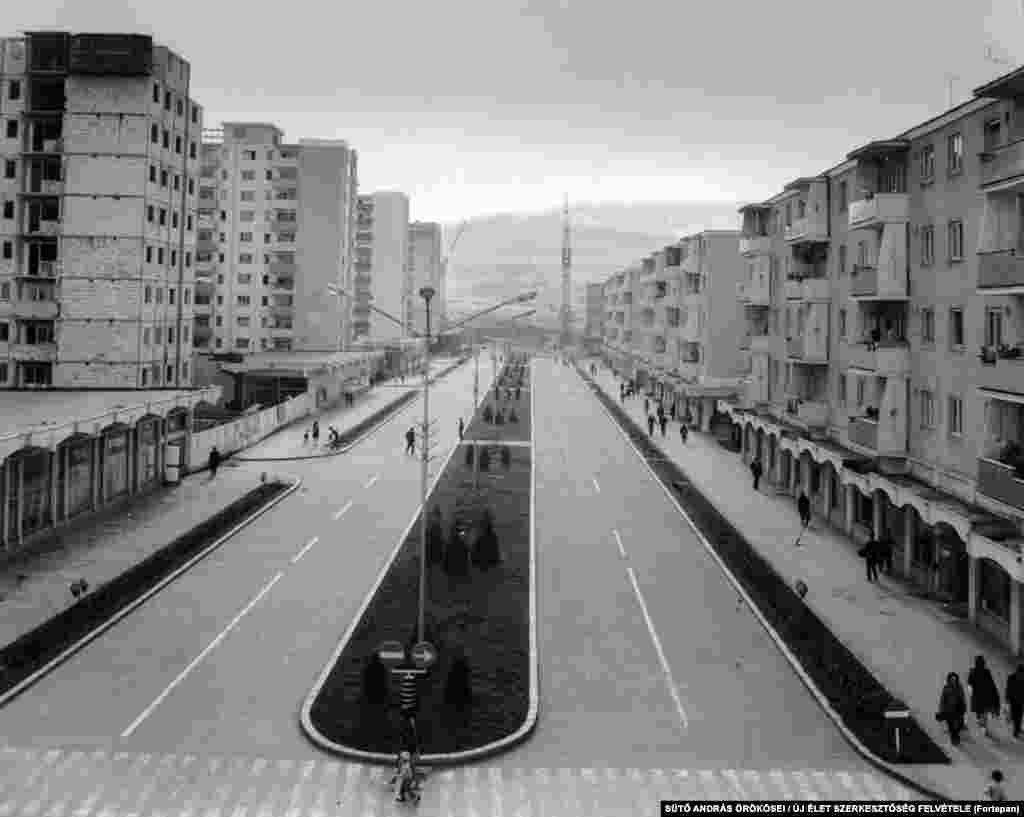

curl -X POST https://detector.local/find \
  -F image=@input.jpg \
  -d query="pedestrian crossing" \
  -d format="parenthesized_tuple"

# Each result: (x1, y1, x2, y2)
(0, 746, 922, 815)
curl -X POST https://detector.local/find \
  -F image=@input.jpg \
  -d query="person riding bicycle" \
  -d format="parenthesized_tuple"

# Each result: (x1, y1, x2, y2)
(391, 750, 421, 803)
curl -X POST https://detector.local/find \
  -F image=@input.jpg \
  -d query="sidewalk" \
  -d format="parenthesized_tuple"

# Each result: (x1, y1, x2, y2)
(586, 360, 1018, 800)
(235, 358, 463, 461)
(0, 464, 268, 650)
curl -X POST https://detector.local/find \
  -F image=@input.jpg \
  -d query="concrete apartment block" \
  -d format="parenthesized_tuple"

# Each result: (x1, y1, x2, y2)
(194, 125, 358, 364)
(708, 63, 1024, 656)
(407, 221, 442, 336)
(0, 32, 201, 390)
(354, 191, 409, 342)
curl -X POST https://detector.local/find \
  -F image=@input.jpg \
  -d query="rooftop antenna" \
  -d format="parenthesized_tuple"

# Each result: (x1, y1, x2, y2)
(944, 72, 960, 109)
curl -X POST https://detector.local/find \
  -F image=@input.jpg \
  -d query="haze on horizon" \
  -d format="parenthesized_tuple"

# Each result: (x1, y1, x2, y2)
(9, 0, 1022, 223)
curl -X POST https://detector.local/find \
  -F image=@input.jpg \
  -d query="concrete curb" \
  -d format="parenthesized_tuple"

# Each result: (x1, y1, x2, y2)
(578, 364, 947, 802)
(299, 358, 539, 765)
(235, 360, 469, 464)
(0, 472, 303, 709)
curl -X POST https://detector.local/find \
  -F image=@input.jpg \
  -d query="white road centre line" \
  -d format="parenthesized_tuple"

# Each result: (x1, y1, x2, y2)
(291, 535, 320, 565)
(613, 529, 627, 559)
(626, 565, 690, 731)
(120, 571, 285, 738)
(332, 499, 354, 521)
(364, 474, 378, 489)
(592, 476, 601, 493)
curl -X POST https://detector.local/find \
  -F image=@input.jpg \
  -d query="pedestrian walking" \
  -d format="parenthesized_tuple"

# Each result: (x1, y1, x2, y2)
(458, 418, 465, 440)
(208, 446, 221, 479)
(878, 537, 894, 574)
(969, 655, 1001, 738)
(937, 672, 967, 745)
(659, 414, 668, 437)
(647, 414, 655, 436)
(1005, 663, 1024, 738)
(312, 421, 320, 444)
(750, 458, 763, 491)
(797, 492, 811, 528)
(859, 538, 880, 582)
(405, 427, 416, 456)
(679, 423, 688, 444)
(986, 770, 1008, 802)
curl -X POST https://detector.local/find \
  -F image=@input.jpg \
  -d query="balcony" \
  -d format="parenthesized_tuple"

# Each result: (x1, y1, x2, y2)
(979, 351, 1024, 395)
(739, 235, 771, 256)
(272, 278, 294, 291)
(784, 276, 831, 302)
(849, 417, 878, 450)
(977, 457, 1024, 513)
(978, 250, 1024, 293)
(12, 342, 57, 361)
(269, 261, 295, 278)
(12, 298, 58, 320)
(848, 194, 909, 230)
(193, 324, 213, 344)
(24, 220, 61, 237)
(784, 214, 828, 245)
(786, 398, 829, 428)
(847, 341, 910, 377)
(980, 139, 1024, 189)
(737, 277, 771, 306)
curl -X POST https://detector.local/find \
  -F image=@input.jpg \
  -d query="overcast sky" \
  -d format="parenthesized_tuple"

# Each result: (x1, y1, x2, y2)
(11, 0, 1023, 222)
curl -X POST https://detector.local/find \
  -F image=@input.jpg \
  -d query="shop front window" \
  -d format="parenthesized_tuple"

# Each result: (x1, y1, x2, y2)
(979, 558, 1011, 621)
(66, 440, 93, 517)
(138, 422, 158, 487)
(102, 432, 129, 501)
(21, 450, 52, 535)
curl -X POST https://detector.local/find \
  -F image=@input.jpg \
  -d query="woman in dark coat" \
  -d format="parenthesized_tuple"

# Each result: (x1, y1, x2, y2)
(968, 655, 1001, 737)
(937, 672, 967, 745)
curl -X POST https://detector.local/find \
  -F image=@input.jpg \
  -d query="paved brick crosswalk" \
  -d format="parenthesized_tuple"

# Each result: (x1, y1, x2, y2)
(0, 746, 922, 815)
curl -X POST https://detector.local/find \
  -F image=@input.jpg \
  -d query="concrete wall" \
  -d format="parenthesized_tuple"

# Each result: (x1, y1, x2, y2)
(292, 141, 355, 351)
(368, 192, 408, 342)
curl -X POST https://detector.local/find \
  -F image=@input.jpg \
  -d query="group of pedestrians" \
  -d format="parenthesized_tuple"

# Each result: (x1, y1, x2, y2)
(641, 395, 689, 444)
(303, 420, 342, 450)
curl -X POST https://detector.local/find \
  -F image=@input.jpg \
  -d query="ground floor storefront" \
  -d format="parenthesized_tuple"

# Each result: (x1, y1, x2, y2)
(719, 399, 1024, 654)
(0, 387, 219, 552)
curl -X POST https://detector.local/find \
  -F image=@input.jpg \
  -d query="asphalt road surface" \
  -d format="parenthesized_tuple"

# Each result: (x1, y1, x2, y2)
(0, 355, 921, 811)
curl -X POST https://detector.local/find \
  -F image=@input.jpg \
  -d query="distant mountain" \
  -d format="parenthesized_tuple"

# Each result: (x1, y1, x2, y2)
(443, 200, 742, 326)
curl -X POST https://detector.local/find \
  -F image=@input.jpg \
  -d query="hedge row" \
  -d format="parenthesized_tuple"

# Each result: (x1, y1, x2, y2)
(576, 366, 948, 765)
(0, 480, 288, 699)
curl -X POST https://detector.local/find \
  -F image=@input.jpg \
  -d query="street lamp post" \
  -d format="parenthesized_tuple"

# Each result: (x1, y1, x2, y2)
(417, 286, 435, 645)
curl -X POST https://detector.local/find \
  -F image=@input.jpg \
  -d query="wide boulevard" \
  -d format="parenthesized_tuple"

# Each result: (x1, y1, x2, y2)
(0, 356, 919, 813)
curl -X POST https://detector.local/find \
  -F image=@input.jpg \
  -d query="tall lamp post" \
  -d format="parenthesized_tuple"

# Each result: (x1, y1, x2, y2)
(416, 286, 435, 644)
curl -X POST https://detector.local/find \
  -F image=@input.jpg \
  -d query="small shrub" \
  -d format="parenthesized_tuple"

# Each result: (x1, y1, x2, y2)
(443, 525, 470, 577)
(472, 508, 501, 569)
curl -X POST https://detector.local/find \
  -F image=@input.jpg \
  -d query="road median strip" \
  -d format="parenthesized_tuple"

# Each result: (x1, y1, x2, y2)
(0, 477, 296, 706)
(300, 354, 537, 764)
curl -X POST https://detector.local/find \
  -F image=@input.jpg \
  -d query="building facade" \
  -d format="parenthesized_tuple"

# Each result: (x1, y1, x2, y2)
(720, 64, 1024, 654)
(193, 124, 357, 360)
(353, 191, 409, 342)
(583, 281, 605, 352)
(0, 32, 201, 389)
(601, 231, 744, 429)
(407, 221, 443, 336)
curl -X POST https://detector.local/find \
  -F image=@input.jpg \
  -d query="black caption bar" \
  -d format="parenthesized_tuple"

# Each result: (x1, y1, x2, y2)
(661, 804, 1023, 816)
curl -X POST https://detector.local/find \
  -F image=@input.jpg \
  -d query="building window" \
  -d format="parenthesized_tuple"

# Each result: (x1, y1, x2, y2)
(162, 130, 169, 149)
(838, 180, 847, 212)
(149, 165, 157, 183)
(266, 170, 273, 181)
(837, 244, 846, 275)
(241, 170, 255, 182)
(921, 225, 934, 266)
(0, 322, 8, 341)
(159, 208, 167, 226)
(141, 368, 148, 386)
(243, 150, 256, 161)
(188, 178, 194, 195)
(170, 251, 177, 268)
(239, 231, 253, 243)
(949, 307, 964, 348)
(237, 316, 251, 327)
(220, 210, 227, 221)
(144, 286, 152, 303)
(235, 338, 249, 349)
(173, 174, 180, 191)
(160, 169, 168, 188)
(947, 132, 963, 175)
(167, 364, 173, 382)
(920, 390, 935, 429)
(145, 246, 153, 263)
(240, 211, 255, 222)
(164, 90, 171, 111)
(147, 205, 155, 223)
(947, 219, 963, 262)
(239, 253, 253, 264)
(157, 249, 164, 268)
(856, 377, 865, 406)
(838, 373, 846, 406)
(2, 201, 12, 219)
(839, 308, 847, 338)
(6, 120, 17, 139)
(167, 327, 175, 343)
(4, 160, 15, 179)
(175, 136, 182, 154)
(264, 233, 271, 244)
(237, 273, 252, 284)
(192, 106, 198, 124)
(187, 214, 193, 231)
(921, 307, 935, 343)
(153, 82, 160, 103)
(237, 295, 251, 306)
(948, 395, 963, 436)
(156, 287, 163, 304)
(920, 144, 935, 181)
(986, 306, 1004, 348)
(176, 98, 183, 116)
(150, 123, 158, 143)
(240, 191, 255, 202)
(8, 80, 21, 101)
(189, 142, 196, 159)
(143, 327, 150, 344)
(172, 212, 178, 229)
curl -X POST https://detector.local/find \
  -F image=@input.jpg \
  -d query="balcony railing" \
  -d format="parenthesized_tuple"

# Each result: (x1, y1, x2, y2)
(979, 350, 1024, 395)
(784, 214, 828, 244)
(977, 457, 1024, 513)
(12, 342, 58, 361)
(12, 298, 59, 320)
(848, 417, 878, 450)
(25, 220, 61, 237)
(980, 138, 1024, 189)
(739, 235, 771, 256)
(786, 398, 829, 427)
(848, 340, 909, 376)
(978, 250, 1024, 292)
(848, 193, 909, 230)
(850, 265, 878, 297)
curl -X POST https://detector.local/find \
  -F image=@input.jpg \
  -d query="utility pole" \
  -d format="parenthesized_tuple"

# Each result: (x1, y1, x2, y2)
(560, 194, 572, 350)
